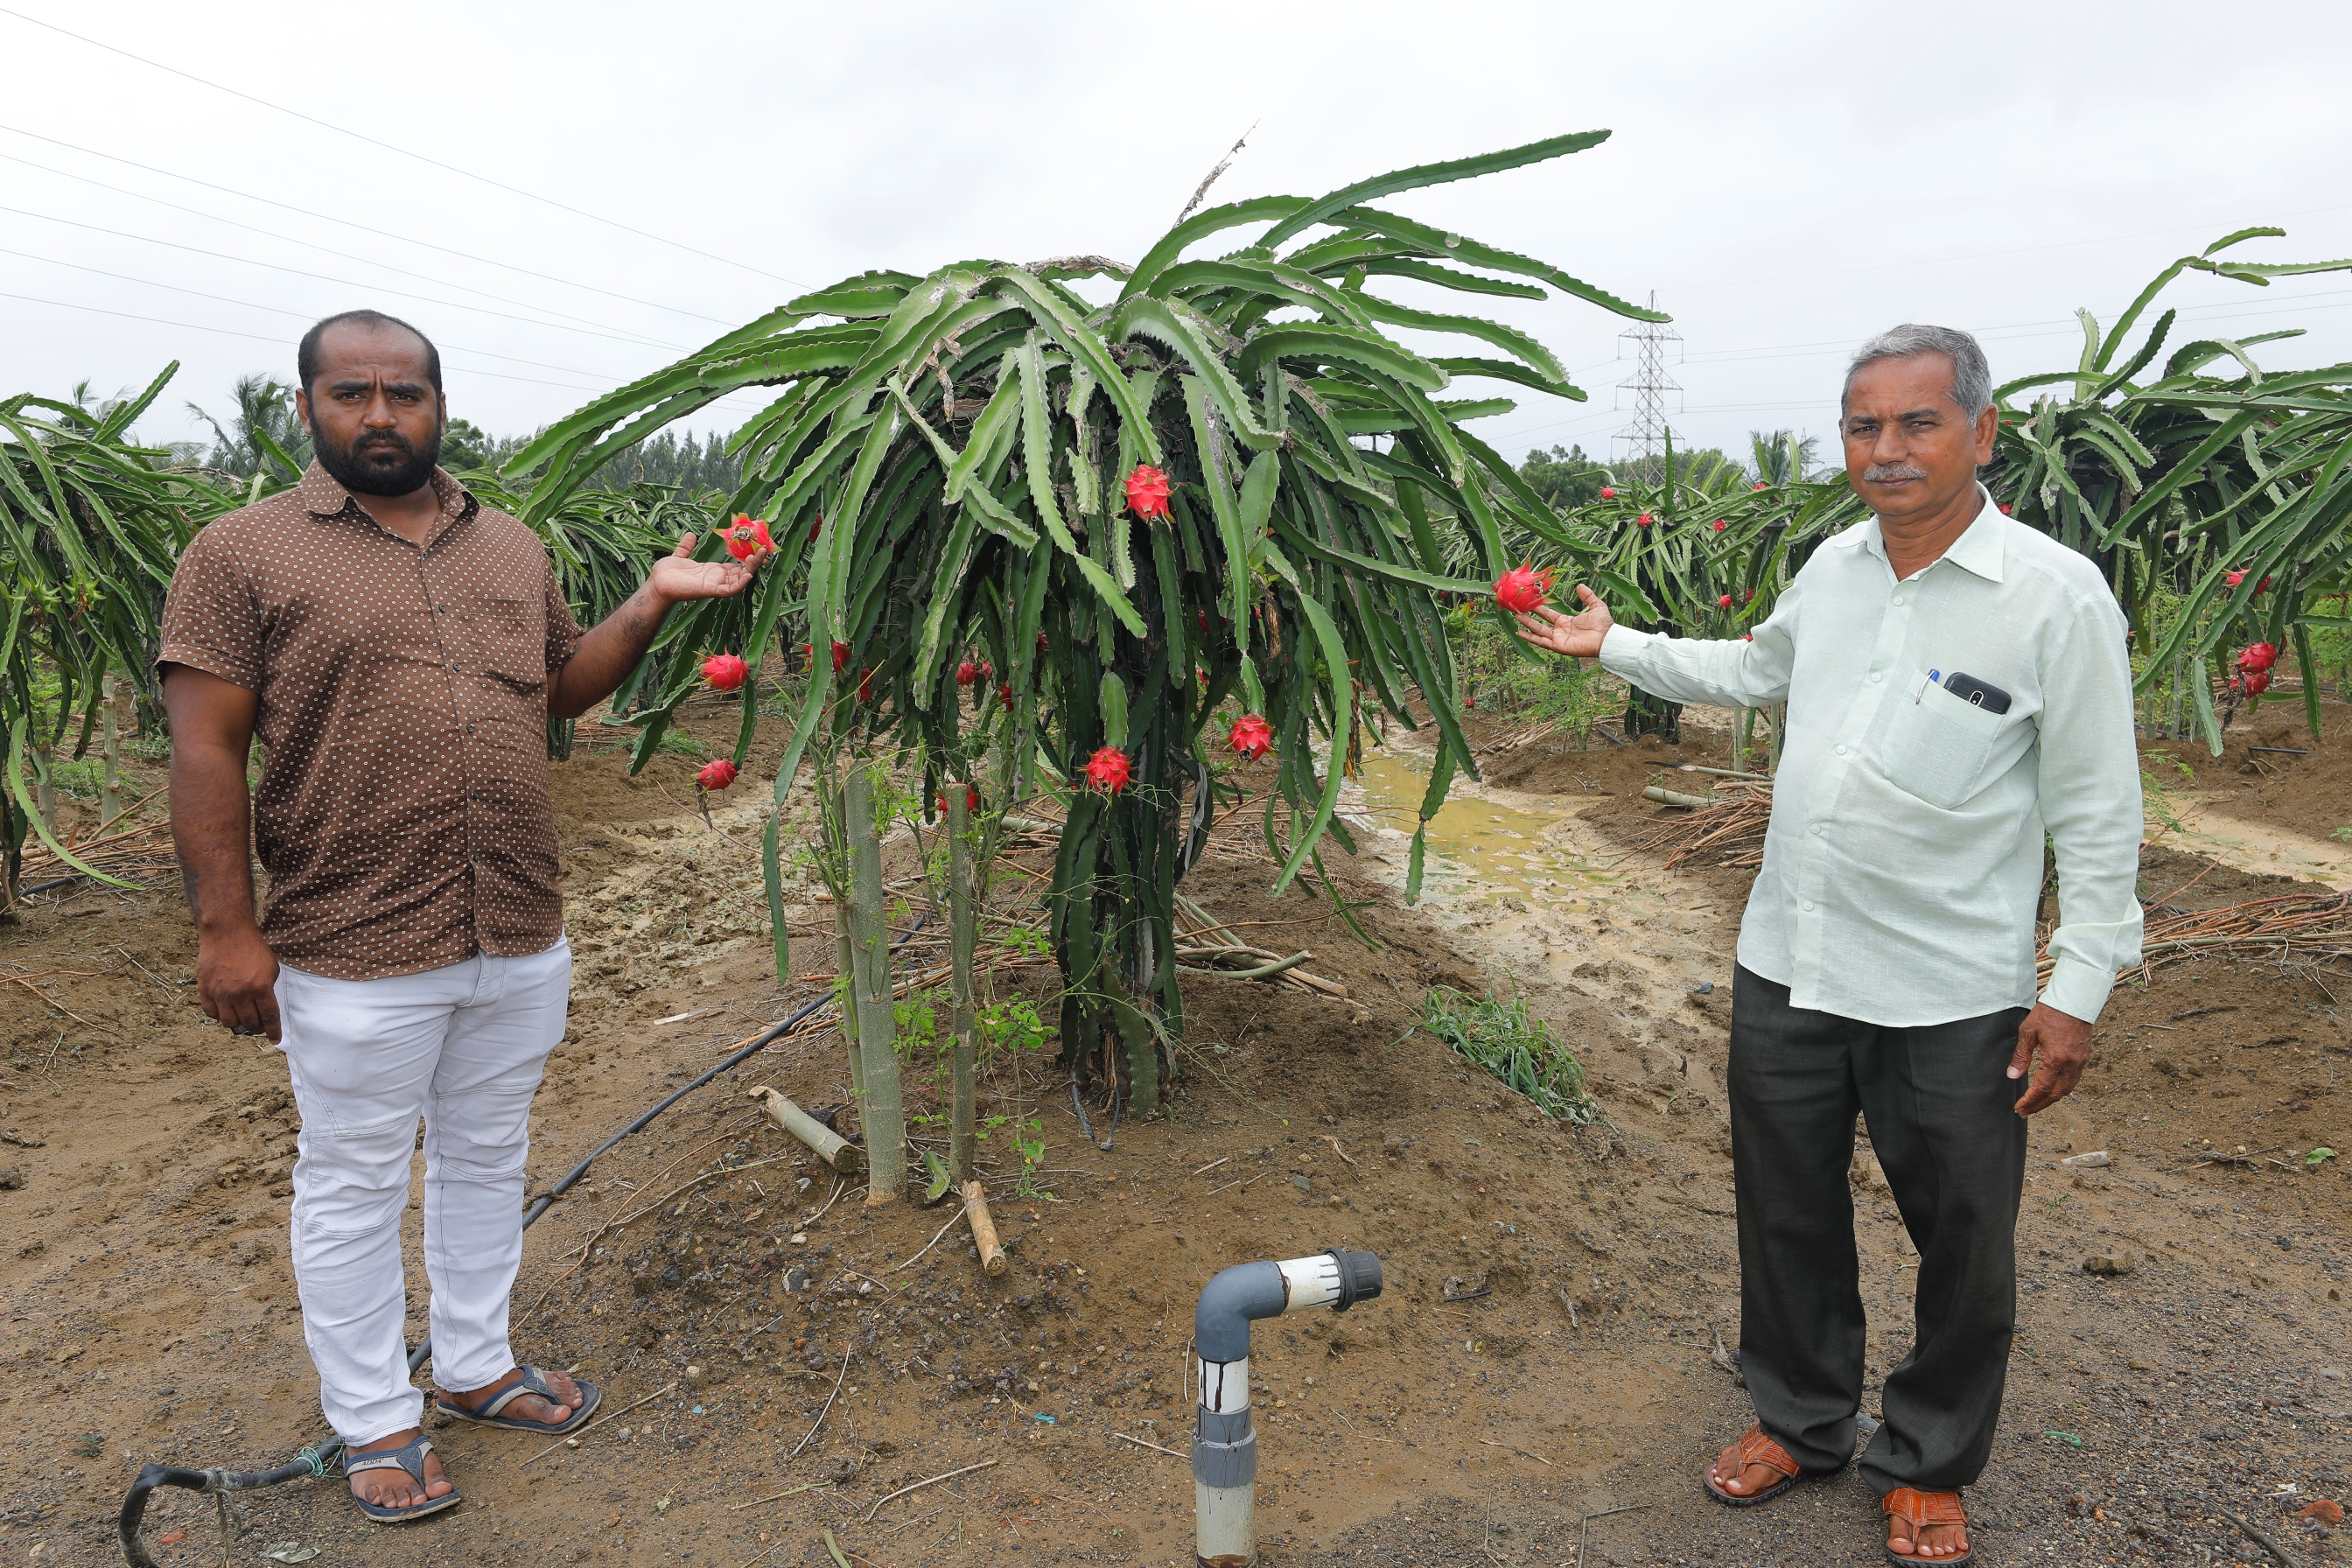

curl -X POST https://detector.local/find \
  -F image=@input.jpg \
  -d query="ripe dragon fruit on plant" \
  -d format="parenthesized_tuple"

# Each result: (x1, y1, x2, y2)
(1124, 464, 1172, 521)
(1492, 564, 1553, 613)
(722, 515, 774, 562)
(1082, 746, 1133, 793)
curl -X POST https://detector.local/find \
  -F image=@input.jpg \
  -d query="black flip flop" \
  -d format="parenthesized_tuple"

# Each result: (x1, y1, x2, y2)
(345, 1436, 460, 1523)
(433, 1366, 600, 1435)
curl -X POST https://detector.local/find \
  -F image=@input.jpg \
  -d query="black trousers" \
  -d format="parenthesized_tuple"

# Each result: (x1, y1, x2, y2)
(1728, 965, 2028, 1496)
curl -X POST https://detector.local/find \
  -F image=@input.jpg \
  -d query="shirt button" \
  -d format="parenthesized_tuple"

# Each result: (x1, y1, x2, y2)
(1835, 744, 1849, 756)
(1891, 596, 1905, 606)
(1869, 672, 1883, 682)
(450, 662, 462, 674)
(466, 724, 476, 735)
(1801, 900, 1816, 913)
(1810, 824, 1824, 836)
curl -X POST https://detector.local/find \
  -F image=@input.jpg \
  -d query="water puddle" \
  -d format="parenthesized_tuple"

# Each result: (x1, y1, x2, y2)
(1345, 752, 1620, 905)
(1340, 746, 1737, 1114)
(2161, 798, 2352, 892)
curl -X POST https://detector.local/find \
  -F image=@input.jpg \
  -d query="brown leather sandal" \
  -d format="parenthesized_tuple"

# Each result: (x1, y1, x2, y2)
(1882, 1487, 1972, 1564)
(1702, 1424, 1802, 1507)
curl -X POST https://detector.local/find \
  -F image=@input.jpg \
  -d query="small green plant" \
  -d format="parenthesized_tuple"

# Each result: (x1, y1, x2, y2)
(1418, 985, 1600, 1124)
(654, 727, 704, 759)
(972, 1109, 1049, 1194)
(893, 990, 939, 1060)
(979, 998, 1048, 1060)
(1014, 1116, 1047, 1194)
(2331, 824, 2351, 844)
(2308, 1146, 2336, 1168)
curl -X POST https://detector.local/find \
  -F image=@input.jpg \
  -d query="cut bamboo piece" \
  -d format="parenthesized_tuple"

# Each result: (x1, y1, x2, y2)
(946, 785, 978, 1184)
(846, 758, 906, 1205)
(752, 1087, 860, 1173)
(1642, 785, 1712, 809)
(99, 670, 124, 834)
(960, 1180, 1008, 1276)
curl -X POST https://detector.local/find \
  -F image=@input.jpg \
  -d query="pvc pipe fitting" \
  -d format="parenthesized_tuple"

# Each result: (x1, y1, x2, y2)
(1193, 1248, 1382, 1567)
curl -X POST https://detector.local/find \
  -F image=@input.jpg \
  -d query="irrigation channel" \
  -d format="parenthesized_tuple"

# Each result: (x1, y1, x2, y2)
(1, 698, 2348, 1567)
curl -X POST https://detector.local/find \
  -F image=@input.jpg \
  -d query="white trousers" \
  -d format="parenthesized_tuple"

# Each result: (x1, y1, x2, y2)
(274, 939, 570, 1445)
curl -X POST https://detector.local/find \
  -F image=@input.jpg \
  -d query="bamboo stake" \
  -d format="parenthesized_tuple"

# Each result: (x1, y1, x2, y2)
(32, 739, 55, 841)
(751, 1086, 860, 1173)
(98, 670, 123, 835)
(821, 765, 866, 1107)
(960, 1180, 1008, 1276)
(946, 783, 979, 1183)
(846, 758, 906, 1204)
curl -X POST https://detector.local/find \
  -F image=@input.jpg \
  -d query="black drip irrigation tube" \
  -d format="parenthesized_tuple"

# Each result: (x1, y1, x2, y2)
(115, 917, 924, 1566)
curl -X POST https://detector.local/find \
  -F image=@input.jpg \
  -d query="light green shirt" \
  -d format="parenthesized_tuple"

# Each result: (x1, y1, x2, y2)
(1600, 486, 2144, 1026)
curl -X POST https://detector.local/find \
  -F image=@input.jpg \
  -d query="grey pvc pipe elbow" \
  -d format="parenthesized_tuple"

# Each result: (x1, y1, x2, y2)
(1194, 1260, 1286, 1363)
(1194, 1248, 1382, 1360)
(1192, 1248, 1382, 1567)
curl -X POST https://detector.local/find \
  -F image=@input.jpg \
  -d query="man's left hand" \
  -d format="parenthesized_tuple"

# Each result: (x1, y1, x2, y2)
(2008, 1003, 2092, 1115)
(648, 532, 770, 606)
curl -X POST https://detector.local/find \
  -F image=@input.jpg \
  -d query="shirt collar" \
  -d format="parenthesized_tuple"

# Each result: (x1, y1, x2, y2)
(1837, 483, 2006, 584)
(298, 461, 474, 542)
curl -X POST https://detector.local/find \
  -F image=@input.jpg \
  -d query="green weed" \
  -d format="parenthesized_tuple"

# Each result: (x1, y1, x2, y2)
(1418, 985, 1600, 1124)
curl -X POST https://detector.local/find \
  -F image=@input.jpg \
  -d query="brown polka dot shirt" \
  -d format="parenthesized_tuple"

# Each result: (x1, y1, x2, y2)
(158, 462, 584, 981)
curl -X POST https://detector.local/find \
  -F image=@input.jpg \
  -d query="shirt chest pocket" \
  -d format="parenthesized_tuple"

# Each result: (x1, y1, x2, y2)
(1875, 679, 2009, 809)
(470, 596, 547, 690)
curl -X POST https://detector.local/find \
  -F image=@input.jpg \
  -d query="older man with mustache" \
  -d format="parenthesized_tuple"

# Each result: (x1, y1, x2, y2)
(1518, 325, 2143, 1564)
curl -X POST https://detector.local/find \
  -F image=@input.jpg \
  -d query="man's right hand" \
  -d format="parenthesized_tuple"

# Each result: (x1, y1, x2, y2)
(199, 925, 281, 1041)
(1515, 584, 1614, 659)
(164, 662, 277, 1041)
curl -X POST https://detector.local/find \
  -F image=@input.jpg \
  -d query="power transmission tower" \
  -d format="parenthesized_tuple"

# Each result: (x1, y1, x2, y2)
(1613, 291, 1684, 473)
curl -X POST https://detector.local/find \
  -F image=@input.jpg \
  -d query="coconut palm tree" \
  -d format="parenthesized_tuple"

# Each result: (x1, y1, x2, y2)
(1749, 428, 1818, 486)
(188, 374, 311, 481)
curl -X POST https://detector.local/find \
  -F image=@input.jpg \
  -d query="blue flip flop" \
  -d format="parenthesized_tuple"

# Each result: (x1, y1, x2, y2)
(344, 1435, 460, 1523)
(433, 1366, 600, 1434)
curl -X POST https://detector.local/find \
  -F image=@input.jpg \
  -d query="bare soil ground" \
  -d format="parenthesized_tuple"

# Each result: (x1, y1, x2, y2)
(3, 695, 2348, 1568)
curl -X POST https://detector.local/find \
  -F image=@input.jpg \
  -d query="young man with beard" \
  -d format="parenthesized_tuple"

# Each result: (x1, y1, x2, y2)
(1516, 326, 2142, 1564)
(158, 310, 769, 1522)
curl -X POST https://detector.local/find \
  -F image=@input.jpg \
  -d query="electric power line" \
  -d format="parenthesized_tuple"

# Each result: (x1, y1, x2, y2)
(1489, 284, 2352, 450)
(0, 5, 810, 289)
(0, 290, 604, 393)
(0, 247, 626, 382)
(2, 151, 686, 347)
(0, 122, 739, 329)
(1655, 201, 2352, 297)
(0, 205, 688, 352)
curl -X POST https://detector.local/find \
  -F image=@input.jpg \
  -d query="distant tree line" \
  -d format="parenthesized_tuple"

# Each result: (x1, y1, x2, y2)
(182, 375, 741, 494)
(1515, 428, 1820, 498)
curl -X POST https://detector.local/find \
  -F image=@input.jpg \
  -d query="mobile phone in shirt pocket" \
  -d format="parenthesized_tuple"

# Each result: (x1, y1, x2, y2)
(1876, 676, 2007, 808)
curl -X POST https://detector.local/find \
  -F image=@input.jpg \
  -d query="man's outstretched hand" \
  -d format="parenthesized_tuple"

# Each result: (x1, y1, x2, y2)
(1514, 584, 1615, 659)
(550, 532, 774, 720)
(647, 532, 771, 608)
(2009, 1003, 2093, 1115)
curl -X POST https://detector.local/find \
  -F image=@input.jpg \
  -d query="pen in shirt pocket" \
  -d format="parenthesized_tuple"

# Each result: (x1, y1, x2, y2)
(1914, 668, 1940, 703)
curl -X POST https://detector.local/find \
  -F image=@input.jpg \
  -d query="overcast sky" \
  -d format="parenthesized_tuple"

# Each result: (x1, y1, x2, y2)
(7, 0, 2352, 474)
